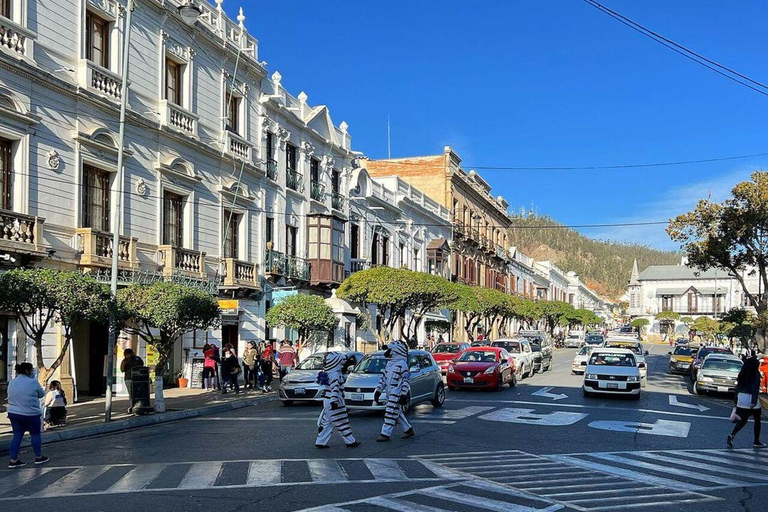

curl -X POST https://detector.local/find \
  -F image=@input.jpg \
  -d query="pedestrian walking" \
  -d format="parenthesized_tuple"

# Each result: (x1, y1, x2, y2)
(242, 341, 258, 390)
(7, 363, 48, 468)
(374, 341, 414, 442)
(119, 348, 144, 413)
(42, 380, 67, 429)
(277, 339, 298, 380)
(211, 343, 222, 389)
(202, 343, 217, 390)
(315, 352, 360, 449)
(220, 344, 241, 394)
(728, 356, 765, 448)
(260, 342, 275, 392)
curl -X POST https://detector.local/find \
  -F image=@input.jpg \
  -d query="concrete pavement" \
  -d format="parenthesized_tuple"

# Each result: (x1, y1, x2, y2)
(0, 345, 765, 511)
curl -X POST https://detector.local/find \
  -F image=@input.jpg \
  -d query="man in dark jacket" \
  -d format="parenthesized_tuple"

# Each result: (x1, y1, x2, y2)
(120, 349, 144, 413)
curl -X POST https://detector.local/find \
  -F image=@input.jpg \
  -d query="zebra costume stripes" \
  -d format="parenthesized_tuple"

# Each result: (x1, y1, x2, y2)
(316, 352, 358, 447)
(375, 341, 413, 439)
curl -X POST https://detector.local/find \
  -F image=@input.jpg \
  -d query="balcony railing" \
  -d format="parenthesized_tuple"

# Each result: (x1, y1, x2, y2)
(158, 245, 206, 278)
(159, 100, 198, 137)
(310, 181, 325, 202)
(453, 221, 465, 238)
(264, 249, 310, 281)
(349, 258, 371, 274)
(224, 130, 252, 162)
(332, 191, 345, 211)
(495, 244, 508, 260)
(78, 59, 122, 101)
(0, 16, 35, 59)
(222, 258, 260, 289)
(77, 227, 138, 269)
(0, 209, 45, 254)
(266, 158, 278, 181)
(287, 168, 303, 192)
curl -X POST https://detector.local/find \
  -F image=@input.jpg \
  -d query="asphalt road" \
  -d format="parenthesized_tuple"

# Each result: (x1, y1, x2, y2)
(1, 344, 766, 512)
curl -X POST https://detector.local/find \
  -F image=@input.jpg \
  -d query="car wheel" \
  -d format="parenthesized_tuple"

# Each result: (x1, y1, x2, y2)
(583, 388, 592, 398)
(496, 375, 504, 391)
(431, 383, 446, 408)
(546, 359, 553, 371)
(692, 383, 699, 395)
(510, 371, 517, 387)
(282, 400, 294, 406)
(401, 393, 412, 414)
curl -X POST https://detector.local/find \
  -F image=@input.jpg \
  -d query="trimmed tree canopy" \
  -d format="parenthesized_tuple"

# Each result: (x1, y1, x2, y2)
(264, 293, 337, 348)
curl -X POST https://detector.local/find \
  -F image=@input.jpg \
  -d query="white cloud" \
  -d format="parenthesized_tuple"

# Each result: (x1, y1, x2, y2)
(588, 168, 756, 250)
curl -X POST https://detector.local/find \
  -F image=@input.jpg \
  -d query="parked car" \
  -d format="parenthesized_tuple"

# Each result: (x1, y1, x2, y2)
(430, 342, 470, 375)
(571, 345, 594, 375)
(446, 347, 516, 391)
(491, 338, 535, 379)
(585, 334, 605, 347)
(674, 338, 690, 346)
(603, 338, 649, 385)
(519, 330, 553, 373)
(690, 346, 733, 382)
(564, 331, 584, 348)
(279, 351, 363, 405)
(668, 344, 697, 375)
(583, 348, 641, 400)
(693, 353, 743, 395)
(344, 350, 445, 411)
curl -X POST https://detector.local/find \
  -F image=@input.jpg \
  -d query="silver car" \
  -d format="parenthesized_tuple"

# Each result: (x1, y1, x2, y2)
(279, 351, 363, 405)
(344, 350, 445, 411)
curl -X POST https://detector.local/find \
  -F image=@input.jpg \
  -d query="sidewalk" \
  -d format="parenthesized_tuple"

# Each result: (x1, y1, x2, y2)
(1, 387, 277, 453)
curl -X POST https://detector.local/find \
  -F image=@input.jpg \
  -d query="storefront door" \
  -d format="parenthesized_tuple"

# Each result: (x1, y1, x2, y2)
(222, 324, 239, 354)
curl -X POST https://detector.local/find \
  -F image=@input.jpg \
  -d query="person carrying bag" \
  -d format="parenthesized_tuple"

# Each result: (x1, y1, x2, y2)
(728, 356, 765, 448)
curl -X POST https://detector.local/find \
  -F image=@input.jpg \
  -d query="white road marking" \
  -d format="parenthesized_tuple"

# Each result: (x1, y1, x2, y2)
(307, 460, 346, 482)
(480, 408, 588, 426)
(629, 451, 768, 481)
(532, 387, 568, 400)
(0, 468, 51, 495)
(412, 405, 495, 419)
(588, 419, 691, 438)
(247, 460, 282, 485)
(28, 466, 110, 497)
(669, 395, 709, 411)
(107, 464, 166, 493)
(584, 453, 745, 486)
(177, 461, 222, 489)
(364, 459, 408, 480)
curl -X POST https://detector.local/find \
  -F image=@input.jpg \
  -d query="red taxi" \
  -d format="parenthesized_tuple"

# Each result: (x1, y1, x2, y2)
(446, 347, 516, 391)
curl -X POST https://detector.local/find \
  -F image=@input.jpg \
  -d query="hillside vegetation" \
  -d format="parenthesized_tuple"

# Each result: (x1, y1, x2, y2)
(508, 214, 680, 299)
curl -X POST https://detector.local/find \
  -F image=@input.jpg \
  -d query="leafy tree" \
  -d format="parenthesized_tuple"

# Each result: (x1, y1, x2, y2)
(514, 299, 543, 329)
(538, 301, 576, 334)
(447, 285, 509, 341)
(0, 269, 111, 384)
(630, 318, 650, 337)
(425, 319, 451, 335)
(679, 316, 694, 327)
(668, 171, 768, 349)
(264, 293, 337, 351)
(691, 316, 719, 343)
(119, 282, 220, 412)
(655, 311, 680, 340)
(722, 308, 756, 348)
(401, 272, 460, 341)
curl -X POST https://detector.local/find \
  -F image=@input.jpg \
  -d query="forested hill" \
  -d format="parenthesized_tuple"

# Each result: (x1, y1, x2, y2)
(508, 214, 680, 299)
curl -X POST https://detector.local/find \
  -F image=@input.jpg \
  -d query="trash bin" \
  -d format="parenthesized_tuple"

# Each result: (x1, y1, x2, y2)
(130, 366, 152, 415)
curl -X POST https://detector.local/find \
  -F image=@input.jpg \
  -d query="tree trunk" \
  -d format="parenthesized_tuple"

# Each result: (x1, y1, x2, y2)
(755, 327, 767, 353)
(154, 376, 166, 413)
(154, 347, 170, 413)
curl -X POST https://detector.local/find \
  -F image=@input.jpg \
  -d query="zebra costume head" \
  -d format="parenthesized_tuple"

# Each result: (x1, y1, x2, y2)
(383, 341, 408, 362)
(323, 352, 347, 372)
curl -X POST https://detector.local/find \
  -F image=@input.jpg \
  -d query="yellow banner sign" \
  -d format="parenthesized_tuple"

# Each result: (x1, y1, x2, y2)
(218, 299, 240, 310)
(146, 344, 159, 367)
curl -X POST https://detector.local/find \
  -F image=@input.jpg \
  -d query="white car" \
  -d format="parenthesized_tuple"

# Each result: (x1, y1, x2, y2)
(603, 338, 648, 385)
(491, 338, 535, 379)
(583, 348, 642, 400)
(571, 345, 594, 375)
(564, 331, 584, 348)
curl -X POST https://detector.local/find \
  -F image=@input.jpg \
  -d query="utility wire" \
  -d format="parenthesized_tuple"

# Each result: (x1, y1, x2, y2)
(582, 0, 768, 98)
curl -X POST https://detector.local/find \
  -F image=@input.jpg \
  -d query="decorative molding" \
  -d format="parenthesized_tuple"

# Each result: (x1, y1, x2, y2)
(47, 150, 61, 171)
(322, 155, 335, 171)
(135, 178, 148, 196)
(300, 140, 314, 160)
(276, 126, 289, 149)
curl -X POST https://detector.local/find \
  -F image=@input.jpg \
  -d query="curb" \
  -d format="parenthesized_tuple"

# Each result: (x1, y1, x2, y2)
(1, 395, 278, 455)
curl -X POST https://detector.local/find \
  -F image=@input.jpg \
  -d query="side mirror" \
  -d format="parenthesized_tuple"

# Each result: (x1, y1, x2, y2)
(645, 351, 650, 356)
(667, 351, 672, 355)
(410, 366, 420, 373)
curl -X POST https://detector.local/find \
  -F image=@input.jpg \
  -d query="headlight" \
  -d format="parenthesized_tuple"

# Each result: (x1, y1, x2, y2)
(626, 376, 640, 382)
(670, 357, 678, 363)
(586, 373, 598, 380)
(484, 366, 497, 374)
(699, 376, 713, 382)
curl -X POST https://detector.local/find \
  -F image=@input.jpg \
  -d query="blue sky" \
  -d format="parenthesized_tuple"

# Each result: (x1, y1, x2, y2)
(221, 0, 768, 250)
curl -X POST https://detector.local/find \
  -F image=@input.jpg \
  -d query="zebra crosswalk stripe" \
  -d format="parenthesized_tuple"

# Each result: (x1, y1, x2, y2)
(247, 460, 282, 486)
(307, 460, 347, 482)
(106, 464, 166, 493)
(177, 461, 222, 489)
(363, 459, 408, 480)
(30, 466, 111, 498)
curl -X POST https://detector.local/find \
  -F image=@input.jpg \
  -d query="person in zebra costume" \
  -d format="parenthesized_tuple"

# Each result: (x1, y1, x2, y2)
(315, 352, 361, 449)
(374, 341, 415, 442)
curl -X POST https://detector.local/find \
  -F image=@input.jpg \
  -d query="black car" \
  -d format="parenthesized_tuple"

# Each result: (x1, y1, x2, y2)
(519, 330, 553, 373)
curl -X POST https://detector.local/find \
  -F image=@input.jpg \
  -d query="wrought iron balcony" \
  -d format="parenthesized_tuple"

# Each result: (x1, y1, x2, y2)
(332, 191, 345, 211)
(286, 168, 303, 192)
(310, 181, 325, 202)
(76, 227, 138, 269)
(221, 258, 260, 289)
(158, 245, 206, 278)
(453, 221, 465, 238)
(264, 249, 310, 281)
(266, 158, 278, 181)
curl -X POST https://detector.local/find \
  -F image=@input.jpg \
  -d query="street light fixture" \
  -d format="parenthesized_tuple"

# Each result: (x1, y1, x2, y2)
(178, 1, 202, 26)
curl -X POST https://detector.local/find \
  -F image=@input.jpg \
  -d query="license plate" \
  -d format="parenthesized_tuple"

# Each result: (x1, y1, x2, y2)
(464, 377, 474, 383)
(717, 386, 728, 393)
(607, 383, 619, 389)
(351, 393, 364, 401)
(294, 388, 305, 395)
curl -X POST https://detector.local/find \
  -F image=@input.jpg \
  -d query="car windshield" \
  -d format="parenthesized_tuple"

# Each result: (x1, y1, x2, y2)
(354, 356, 387, 374)
(702, 359, 742, 373)
(698, 348, 731, 359)
(458, 351, 498, 363)
(589, 353, 636, 366)
(673, 346, 694, 356)
(605, 343, 641, 355)
(492, 341, 521, 353)
(432, 344, 461, 354)
(577, 346, 593, 356)
(296, 356, 324, 370)
(586, 336, 603, 343)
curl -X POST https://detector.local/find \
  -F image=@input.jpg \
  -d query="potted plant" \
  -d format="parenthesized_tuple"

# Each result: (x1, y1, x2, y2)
(176, 369, 188, 389)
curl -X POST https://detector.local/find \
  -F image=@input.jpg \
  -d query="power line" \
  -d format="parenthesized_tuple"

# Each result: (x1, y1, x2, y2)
(582, 0, 768, 98)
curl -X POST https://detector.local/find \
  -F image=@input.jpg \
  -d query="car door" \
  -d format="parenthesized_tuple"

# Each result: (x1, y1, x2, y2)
(499, 349, 512, 381)
(522, 341, 533, 370)
(408, 354, 428, 400)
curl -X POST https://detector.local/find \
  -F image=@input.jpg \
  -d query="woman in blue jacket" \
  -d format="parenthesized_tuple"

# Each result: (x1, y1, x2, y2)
(7, 363, 49, 468)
